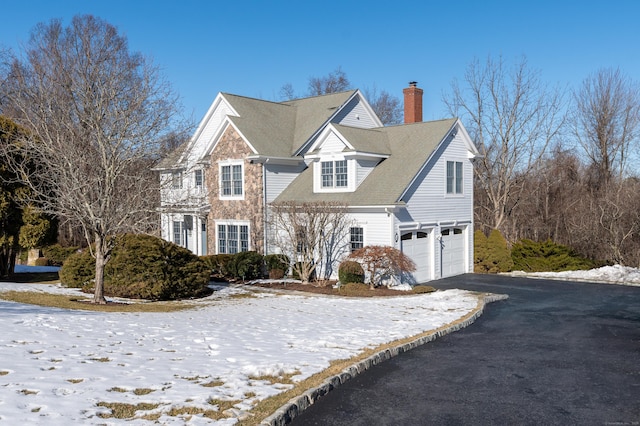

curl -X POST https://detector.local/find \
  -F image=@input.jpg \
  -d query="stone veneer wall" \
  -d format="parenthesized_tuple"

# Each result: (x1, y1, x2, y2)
(205, 125, 264, 254)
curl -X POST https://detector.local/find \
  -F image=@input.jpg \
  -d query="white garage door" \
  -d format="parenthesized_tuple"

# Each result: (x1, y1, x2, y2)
(401, 231, 431, 283)
(441, 227, 466, 277)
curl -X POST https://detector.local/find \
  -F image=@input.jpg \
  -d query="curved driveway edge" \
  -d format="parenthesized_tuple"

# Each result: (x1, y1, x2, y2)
(260, 292, 508, 426)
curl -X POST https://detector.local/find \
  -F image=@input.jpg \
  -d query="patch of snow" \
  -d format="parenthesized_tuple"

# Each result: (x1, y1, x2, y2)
(509, 264, 640, 286)
(0, 280, 479, 424)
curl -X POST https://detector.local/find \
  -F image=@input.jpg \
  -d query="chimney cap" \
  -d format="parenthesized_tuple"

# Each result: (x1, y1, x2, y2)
(408, 81, 418, 87)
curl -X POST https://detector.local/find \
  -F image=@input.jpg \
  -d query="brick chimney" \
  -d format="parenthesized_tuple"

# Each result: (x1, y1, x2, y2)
(403, 81, 423, 124)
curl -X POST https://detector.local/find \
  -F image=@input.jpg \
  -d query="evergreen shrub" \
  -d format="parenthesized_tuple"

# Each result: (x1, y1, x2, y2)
(60, 234, 210, 300)
(42, 244, 79, 266)
(511, 239, 595, 272)
(475, 229, 513, 273)
(201, 254, 233, 278)
(264, 254, 289, 278)
(227, 251, 264, 281)
(34, 257, 49, 267)
(338, 260, 365, 284)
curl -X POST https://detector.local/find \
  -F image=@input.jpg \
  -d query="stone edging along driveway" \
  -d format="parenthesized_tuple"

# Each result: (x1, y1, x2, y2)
(260, 293, 509, 426)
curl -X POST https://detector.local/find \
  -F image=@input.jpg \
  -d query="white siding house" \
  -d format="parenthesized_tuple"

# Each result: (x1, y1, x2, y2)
(156, 83, 479, 283)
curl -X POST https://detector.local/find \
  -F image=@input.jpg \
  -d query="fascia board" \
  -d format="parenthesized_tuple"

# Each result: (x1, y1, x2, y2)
(306, 124, 354, 154)
(179, 93, 240, 164)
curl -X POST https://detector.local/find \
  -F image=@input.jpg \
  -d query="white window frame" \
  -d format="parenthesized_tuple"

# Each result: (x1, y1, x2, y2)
(446, 160, 464, 195)
(194, 169, 204, 191)
(217, 221, 250, 254)
(314, 157, 354, 193)
(173, 220, 183, 245)
(350, 227, 364, 253)
(172, 171, 183, 189)
(219, 161, 244, 200)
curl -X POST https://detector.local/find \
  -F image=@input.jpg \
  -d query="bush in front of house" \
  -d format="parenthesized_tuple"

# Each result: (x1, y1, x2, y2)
(338, 260, 365, 284)
(475, 229, 513, 273)
(227, 251, 264, 281)
(201, 254, 234, 279)
(59, 249, 95, 288)
(60, 234, 210, 300)
(42, 244, 79, 266)
(264, 254, 289, 279)
(511, 239, 594, 272)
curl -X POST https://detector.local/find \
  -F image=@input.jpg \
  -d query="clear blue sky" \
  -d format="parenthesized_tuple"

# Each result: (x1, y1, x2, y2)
(1, 0, 639, 123)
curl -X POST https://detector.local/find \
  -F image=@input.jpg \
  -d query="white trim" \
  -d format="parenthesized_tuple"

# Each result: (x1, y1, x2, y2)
(215, 220, 251, 254)
(219, 160, 245, 200)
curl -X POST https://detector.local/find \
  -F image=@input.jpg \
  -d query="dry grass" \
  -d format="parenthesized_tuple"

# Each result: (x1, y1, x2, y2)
(200, 379, 225, 388)
(0, 371, 9, 376)
(0, 291, 194, 312)
(248, 370, 301, 386)
(96, 402, 162, 419)
(66, 378, 84, 384)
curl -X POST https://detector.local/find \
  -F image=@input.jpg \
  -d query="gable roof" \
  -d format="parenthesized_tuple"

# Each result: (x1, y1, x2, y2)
(223, 90, 358, 157)
(273, 118, 459, 206)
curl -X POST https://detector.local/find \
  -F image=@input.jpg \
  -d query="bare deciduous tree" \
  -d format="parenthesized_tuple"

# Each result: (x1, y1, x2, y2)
(364, 86, 403, 125)
(0, 15, 182, 303)
(571, 68, 640, 187)
(348, 245, 415, 289)
(307, 66, 351, 96)
(444, 55, 566, 238)
(268, 201, 353, 283)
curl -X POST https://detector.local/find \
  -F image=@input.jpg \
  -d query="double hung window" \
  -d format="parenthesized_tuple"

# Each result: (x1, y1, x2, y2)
(220, 163, 243, 197)
(350, 227, 364, 252)
(321, 160, 348, 188)
(446, 161, 463, 194)
(218, 223, 249, 254)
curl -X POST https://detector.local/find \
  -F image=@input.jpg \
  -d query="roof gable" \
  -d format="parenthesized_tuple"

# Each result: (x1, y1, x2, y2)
(274, 118, 464, 206)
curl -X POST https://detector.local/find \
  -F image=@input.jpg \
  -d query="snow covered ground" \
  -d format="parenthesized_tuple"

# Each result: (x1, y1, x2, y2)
(508, 264, 640, 286)
(1, 264, 637, 425)
(0, 271, 479, 425)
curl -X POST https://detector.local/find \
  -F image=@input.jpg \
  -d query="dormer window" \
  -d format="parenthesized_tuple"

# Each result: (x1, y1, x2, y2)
(321, 160, 348, 188)
(172, 172, 182, 189)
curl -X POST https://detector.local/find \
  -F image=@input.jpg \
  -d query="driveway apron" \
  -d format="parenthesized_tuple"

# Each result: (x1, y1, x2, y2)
(290, 274, 640, 425)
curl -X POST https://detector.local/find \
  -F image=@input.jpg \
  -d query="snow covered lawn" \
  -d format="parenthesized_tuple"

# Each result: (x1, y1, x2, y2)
(0, 278, 480, 425)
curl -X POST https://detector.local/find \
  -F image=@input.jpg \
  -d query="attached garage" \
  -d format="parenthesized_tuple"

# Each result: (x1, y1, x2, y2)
(440, 227, 466, 277)
(401, 230, 432, 283)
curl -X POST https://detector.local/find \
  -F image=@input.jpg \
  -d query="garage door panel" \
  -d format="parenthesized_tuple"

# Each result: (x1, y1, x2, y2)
(441, 227, 465, 277)
(401, 231, 431, 283)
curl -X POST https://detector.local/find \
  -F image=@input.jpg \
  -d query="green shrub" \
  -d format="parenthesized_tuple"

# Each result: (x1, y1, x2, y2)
(511, 239, 595, 272)
(201, 254, 233, 278)
(227, 251, 264, 281)
(412, 285, 436, 294)
(264, 254, 289, 275)
(475, 229, 513, 273)
(42, 244, 79, 266)
(34, 257, 49, 267)
(60, 234, 210, 300)
(59, 249, 95, 288)
(338, 260, 364, 284)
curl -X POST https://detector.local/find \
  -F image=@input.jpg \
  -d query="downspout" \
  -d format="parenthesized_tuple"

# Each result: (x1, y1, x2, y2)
(262, 161, 268, 255)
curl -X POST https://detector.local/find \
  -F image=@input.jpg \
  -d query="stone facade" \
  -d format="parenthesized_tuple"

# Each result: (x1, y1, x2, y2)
(205, 125, 264, 254)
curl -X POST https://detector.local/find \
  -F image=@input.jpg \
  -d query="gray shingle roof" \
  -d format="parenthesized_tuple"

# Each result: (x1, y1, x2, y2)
(224, 90, 358, 157)
(274, 118, 457, 206)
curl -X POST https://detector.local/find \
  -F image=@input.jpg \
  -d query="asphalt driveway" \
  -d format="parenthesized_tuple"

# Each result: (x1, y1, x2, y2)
(291, 274, 640, 425)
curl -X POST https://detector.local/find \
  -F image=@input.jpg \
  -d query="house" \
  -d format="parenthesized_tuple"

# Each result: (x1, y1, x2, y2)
(155, 82, 479, 282)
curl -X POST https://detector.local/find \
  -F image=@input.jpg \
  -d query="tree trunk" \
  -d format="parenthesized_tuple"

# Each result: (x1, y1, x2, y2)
(93, 234, 107, 304)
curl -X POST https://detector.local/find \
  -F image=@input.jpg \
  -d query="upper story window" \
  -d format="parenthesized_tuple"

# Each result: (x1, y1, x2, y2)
(172, 172, 183, 189)
(321, 160, 348, 189)
(194, 169, 203, 190)
(446, 161, 463, 194)
(220, 162, 243, 199)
